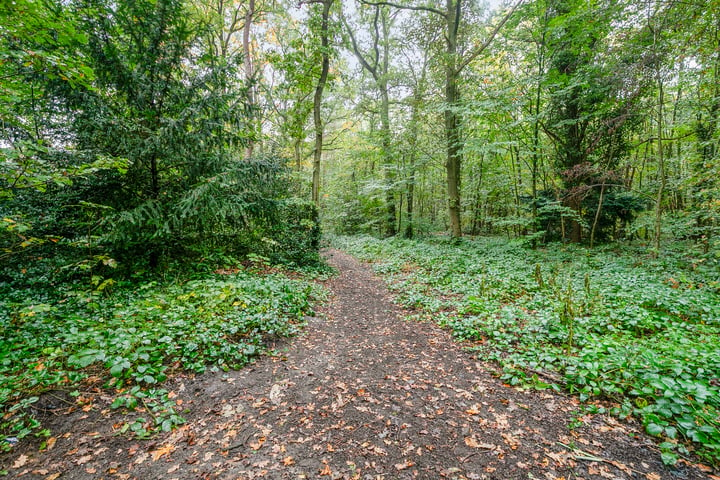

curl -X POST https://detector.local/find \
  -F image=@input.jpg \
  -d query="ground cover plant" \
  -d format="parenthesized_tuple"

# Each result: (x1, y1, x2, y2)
(333, 235, 720, 466)
(0, 264, 322, 450)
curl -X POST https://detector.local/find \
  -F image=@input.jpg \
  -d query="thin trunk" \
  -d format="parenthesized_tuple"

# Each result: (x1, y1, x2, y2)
(311, 0, 333, 205)
(345, 7, 396, 235)
(243, 0, 256, 159)
(590, 181, 605, 248)
(531, 4, 548, 243)
(406, 170, 415, 238)
(294, 140, 302, 171)
(653, 72, 665, 256)
(380, 82, 396, 236)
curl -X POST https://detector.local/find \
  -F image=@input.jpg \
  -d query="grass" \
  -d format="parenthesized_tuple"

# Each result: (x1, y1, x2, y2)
(333, 234, 720, 466)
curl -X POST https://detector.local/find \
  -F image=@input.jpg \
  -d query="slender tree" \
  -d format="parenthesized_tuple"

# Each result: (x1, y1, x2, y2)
(343, 3, 397, 236)
(305, 0, 335, 205)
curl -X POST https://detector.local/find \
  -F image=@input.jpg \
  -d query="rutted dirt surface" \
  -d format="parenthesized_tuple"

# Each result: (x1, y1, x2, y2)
(2, 249, 714, 479)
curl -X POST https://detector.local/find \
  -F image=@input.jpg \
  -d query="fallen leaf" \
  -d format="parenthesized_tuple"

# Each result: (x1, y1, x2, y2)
(47, 474, 61, 480)
(249, 436, 266, 450)
(395, 460, 414, 470)
(319, 463, 332, 476)
(609, 460, 632, 475)
(645, 473, 661, 480)
(465, 404, 482, 415)
(150, 444, 175, 461)
(12, 454, 28, 469)
(501, 433, 520, 450)
(76, 455, 93, 465)
(86, 467, 97, 474)
(464, 437, 495, 450)
(44, 437, 57, 451)
(282, 456, 294, 466)
(168, 464, 180, 473)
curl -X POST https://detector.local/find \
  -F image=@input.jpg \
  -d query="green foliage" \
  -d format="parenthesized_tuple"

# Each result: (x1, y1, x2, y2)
(0, 269, 320, 446)
(335, 234, 720, 465)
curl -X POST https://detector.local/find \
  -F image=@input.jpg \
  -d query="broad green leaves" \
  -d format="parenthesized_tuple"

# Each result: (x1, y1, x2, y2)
(335, 234, 720, 465)
(0, 269, 320, 446)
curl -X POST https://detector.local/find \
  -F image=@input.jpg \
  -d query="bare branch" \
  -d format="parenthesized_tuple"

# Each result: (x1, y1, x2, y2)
(456, 0, 524, 75)
(342, 9, 379, 79)
(359, 0, 445, 18)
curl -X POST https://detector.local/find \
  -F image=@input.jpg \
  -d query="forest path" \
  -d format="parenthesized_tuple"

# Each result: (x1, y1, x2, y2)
(5, 249, 711, 479)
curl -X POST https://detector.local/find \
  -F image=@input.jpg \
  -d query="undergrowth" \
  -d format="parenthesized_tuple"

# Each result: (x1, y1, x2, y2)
(0, 266, 322, 448)
(333, 234, 720, 467)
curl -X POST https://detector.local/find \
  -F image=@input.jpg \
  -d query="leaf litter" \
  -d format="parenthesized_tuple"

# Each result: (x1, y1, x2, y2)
(1, 249, 715, 479)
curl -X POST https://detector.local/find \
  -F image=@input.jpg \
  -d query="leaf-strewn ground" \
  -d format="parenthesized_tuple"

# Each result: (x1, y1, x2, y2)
(2, 249, 714, 479)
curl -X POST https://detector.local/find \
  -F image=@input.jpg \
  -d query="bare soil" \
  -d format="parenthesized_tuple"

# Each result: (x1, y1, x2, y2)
(2, 249, 714, 479)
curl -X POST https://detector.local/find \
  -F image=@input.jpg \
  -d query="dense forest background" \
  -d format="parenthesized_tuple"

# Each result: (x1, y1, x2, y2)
(3, 0, 720, 261)
(2, 0, 720, 469)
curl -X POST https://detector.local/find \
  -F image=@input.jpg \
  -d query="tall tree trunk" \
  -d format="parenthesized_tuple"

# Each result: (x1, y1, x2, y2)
(445, 0, 462, 238)
(653, 61, 666, 256)
(531, 3, 548, 244)
(243, 0, 256, 159)
(380, 78, 396, 236)
(311, 0, 333, 205)
(345, 7, 396, 235)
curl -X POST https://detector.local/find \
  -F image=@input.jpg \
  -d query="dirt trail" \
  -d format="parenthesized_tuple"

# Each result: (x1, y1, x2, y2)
(3, 249, 712, 479)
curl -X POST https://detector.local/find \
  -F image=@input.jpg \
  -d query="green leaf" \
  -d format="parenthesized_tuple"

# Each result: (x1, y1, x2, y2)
(660, 451, 678, 466)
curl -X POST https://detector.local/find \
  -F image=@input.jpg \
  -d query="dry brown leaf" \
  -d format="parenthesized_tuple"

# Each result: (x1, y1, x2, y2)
(76, 455, 93, 465)
(319, 463, 332, 476)
(501, 433, 520, 450)
(394, 461, 414, 471)
(85, 467, 97, 474)
(249, 436, 266, 450)
(465, 404, 482, 415)
(282, 456, 295, 466)
(12, 454, 28, 469)
(45, 437, 57, 451)
(47, 474, 61, 480)
(609, 460, 633, 475)
(645, 473, 661, 480)
(464, 437, 495, 450)
(150, 444, 175, 461)
(167, 464, 180, 473)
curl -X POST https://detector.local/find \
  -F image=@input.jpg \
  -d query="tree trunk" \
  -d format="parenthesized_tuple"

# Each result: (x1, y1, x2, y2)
(653, 62, 665, 256)
(380, 80, 396, 236)
(311, 0, 333, 205)
(445, 0, 462, 238)
(243, 0, 256, 159)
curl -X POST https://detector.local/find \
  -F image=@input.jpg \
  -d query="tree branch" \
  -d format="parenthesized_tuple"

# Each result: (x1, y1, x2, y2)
(359, 0, 445, 18)
(341, 9, 379, 79)
(456, 0, 524, 75)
